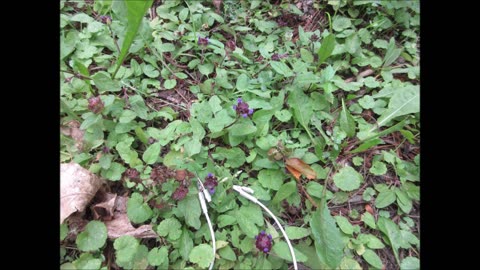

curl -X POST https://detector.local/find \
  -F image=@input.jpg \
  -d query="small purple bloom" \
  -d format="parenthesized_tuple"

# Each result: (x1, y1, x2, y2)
(233, 97, 254, 118)
(261, 230, 265, 235)
(237, 97, 243, 103)
(232, 105, 237, 110)
(263, 247, 269, 253)
(268, 234, 272, 239)
(209, 188, 215, 194)
(198, 36, 209, 46)
(242, 113, 247, 118)
(99, 15, 111, 25)
(248, 108, 254, 115)
(204, 173, 218, 194)
(208, 173, 213, 177)
(255, 230, 272, 254)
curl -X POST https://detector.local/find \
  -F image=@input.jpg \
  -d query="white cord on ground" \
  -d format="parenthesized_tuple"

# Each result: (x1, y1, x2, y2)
(198, 181, 216, 270)
(232, 185, 298, 270)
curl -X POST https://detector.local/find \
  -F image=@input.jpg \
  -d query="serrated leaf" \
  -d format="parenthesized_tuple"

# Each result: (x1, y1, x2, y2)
(270, 61, 294, 77)
(189, 244, 214, 269)
(310, 205, 344, 268)
(113, 236, 139, 269)
(127, 193, 153, 224)
(318, 34, 336, 64)
(362, 249, 383, 269)
(340, 99, 356, 137)
(142, 142, 161, 164)
(148, 247, 168, 266)
(272, 181, 297, 204)
(157, 217, 182, 240)
(76, 221, 107, 251)
(375, 189, 396, 208)
(73, 253, 101, 270)
(333, 166, 364, 191)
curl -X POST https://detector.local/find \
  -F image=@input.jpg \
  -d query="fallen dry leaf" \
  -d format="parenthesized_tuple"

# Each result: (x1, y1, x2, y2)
(365, 204, 374, 215)
(285, 165, 302, 181)
(285, 157, 317, 180)
(60, 120, 85, 151)
(104, 195, 157, 239)
(92, 193, 117, 221)
(60, 163, 103, 224)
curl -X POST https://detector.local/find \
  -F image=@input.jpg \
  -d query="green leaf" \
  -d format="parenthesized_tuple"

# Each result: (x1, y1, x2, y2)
(317, 34, 336, 64)
(258, 169, 285, 191)
(288, 89, 313, 130)
(102, 162, 126, 181)
(142, 142, 161, 164)
(148, 246, 168, 266)
(114, 236, 139, 268)
(400, 256, 420, 270)
(339, 257, 362, 270)
(218, 215, 237, 228)
(76, 221, 107, 252)
(306, 182, 333, 200)
(119, 110, 137, 123)
(300, 48, 314, 63)
(129, 95, 149, 120)
(177, 195, 202, 229)
(333, 17, 352, 31)
(179, 228, 194, 260)
(362, 249, 383, 269)
(375, 189, 397, 208)
(61, 223, 68, 241)
(189, 244, 214, 269)
(213, 147, 246, 168)
(335, 215, 354, 235)
(310, 205, 344, 269)
(333, 166, 364, 191)
(370, 160, 388, 175)
(113, 0, 154, 77)
(157, 217, 182, 240)
(272, 181, 297, 204)
(164, 79, 177, 89)
(270, 61, 294, 77)
(377, 85, 419, 127)
(285, 226, 311, 240)
(383, 37, 403, 67)
(229, 122, 257, 136)
(236, 205, 263, 237)
(218, 245, 237, 261)
(127, 192, 153, 223)
(395, 189, 413, 213)
(361, 234, 385, 249)
(73, 253, 101, 270)
(236, 73, 250, 91)
(92, 71, 121, 92)
(272, 241, 308, 262)
(377, 217, 401, 265)
(340, 99, 356, 137)
(361, 212, 377, 229)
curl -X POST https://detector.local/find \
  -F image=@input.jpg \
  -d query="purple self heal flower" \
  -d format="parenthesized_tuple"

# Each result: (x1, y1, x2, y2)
(255, 230, 273, 253)
(248, 108, 254, 115)
(198, 35, 209, 46)
(99, 15, 111, 25)
(204, 173, 218, 194)
(88, 96, 104, 114)
(234, 98, 254, 118)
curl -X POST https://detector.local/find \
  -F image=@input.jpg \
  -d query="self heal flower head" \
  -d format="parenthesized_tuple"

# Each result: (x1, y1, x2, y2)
(234, 98, 254, 118)
(88, 96, 104, 114)
(198, 35, 209, 46)
(99, 15, 111, 25)
(255, 230, 273, 253)
(204, 173, 218, 194)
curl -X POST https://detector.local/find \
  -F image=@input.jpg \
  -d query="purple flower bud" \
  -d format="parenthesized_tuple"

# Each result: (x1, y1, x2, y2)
(208, 173, 213, 177)
(242, 113, 247, 118)
(248, 108, 254, 115)
(263, 247, 269, 253)
(209, 188, 215, 194)
(255, 230, 272, 253)
(261, 231, 265, 235)
(268, 234, 272, 239)
(255, 235, 258, 239)
(237, 97, 243, 103)
(198, 36, 209, 46)
(232, 105, 237, 110)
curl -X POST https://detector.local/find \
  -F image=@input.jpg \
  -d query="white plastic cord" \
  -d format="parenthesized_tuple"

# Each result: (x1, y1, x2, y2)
(197, 181, 216, 270)
(232, 185, 298, 270)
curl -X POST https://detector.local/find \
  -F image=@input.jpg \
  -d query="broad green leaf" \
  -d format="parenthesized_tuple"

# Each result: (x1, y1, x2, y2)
(285, 226, 311, 240)
(377, 217, 401, 265)
(236, 205, 263, 237)
(340, 99, 356, 137)
(317, 34, 336, 64)
(92, 71, 121, 92)
(310, 205, 344, 268)
(333, 17, 352, 31)
(258, 169, 285, 191)
(102, 162, 126, 181)
(142, 142, 162, 164)
(300, 48, 314, 63)
(361, 212, 377, 229)
(272, 241, 308, 262)
(127, 192, 153, 223)
(157, 217, 182, 240)
(164, 79, 177, 89)
(119, 110, 137, 123)
(270, 61, 294, 77)
(339, 257, 362, 270)
(333, 166, 364, 191)
(177, 195, 201, 229)
(362, 249, 383, 269)
(274, 110, 292, 122)
(236, 73, 250, 91)
(113, 0, 154, 77)
(288, 89, 313, 130)
(335, 215, 354, 235)
(212, 147, 246, 168)
(395, 189, 413, 213)
(272, 181, 297, 203)
(179, 228, 194, 260)
(217, 215, 237, 228)
(383, 37, 403, 67)
(114, 236, 139, 268)
(60, 223, 68, 241)
(73, 253, 101, 270)
(148, 246, 168, 266)
(400, 256, 420, 270)
(375, 189, 397, 208)
(377, 86, 419, 127)
(370, 160, 387, 175)
(189, 244, 214, 269)
(76, 221, 107, 252)
(218, 245, 237, 261)
(229, 122, 257, 136)
(306, 182, 333, 200)
(129, 95, 149, 120)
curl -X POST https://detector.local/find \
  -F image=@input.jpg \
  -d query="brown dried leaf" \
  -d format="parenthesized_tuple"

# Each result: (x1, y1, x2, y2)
(92, 193, 117, 221)
(61, 120, 85, 151)
(104, 195, 157, 239)
(60, 163, 103, 224)
(285, 157, 317, 180)
(285, 164, 302, 181)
